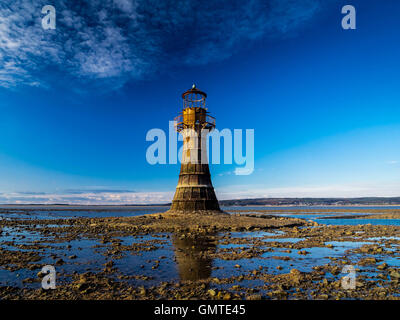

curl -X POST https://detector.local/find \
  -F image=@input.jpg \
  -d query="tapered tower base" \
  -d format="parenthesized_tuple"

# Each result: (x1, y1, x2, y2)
(170, 163, 222, 213)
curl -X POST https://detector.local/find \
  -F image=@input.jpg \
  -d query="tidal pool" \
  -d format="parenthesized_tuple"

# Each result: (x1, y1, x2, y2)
(1, 206, 400, 299)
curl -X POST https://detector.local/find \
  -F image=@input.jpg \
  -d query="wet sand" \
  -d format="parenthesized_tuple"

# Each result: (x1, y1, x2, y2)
(1, 208, 399, 300)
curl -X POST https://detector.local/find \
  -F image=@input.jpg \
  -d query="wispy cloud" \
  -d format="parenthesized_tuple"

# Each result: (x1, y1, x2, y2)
(62, 188, 136, 194)
(0, 0, 325, 89)
(0, 190, 173, 204)
(2, 181, 400, 205)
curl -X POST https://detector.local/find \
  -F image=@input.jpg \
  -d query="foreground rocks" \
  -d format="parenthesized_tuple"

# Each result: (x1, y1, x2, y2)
(0, 209, 399, 300)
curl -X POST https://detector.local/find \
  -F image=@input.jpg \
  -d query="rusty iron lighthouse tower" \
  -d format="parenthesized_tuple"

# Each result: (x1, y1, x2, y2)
(169, 85, 222, 213)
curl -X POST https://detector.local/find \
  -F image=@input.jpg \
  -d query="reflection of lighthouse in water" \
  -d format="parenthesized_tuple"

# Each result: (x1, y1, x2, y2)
(172, 233, 217, 281)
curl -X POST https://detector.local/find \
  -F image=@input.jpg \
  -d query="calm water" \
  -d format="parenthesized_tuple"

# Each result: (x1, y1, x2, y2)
(3, 226, 399, 289)
(0, 206, 169, 220)
(1, 205, 399, 220)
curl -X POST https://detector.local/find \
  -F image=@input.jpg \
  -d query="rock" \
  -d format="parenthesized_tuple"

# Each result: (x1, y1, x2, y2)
(207, 289, 216, 297)
(104, 260, 114, 268)
(28, 264, 40, 270)
(288, 269, 304, 284)
(359, 257, 376, 265)
(390, 271, 400, 279)
(78, 273, 89, 283)
(297, 250, 309, 255)
(139, 286, 146, 295)
(223, 293, 232, 300)
(22, 278, 35, 284)
(76, 283, 89, 291)
(246, 294, 262, 300)
(55, 258, 64, 265)
(269, 290, 287, 297)
(212, 278, 220, 284)
(377, 263, 387, 270)
(330, 266, 341, 275)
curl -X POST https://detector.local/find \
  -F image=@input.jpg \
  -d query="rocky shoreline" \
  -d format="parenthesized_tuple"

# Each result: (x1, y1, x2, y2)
(1, 209, 399, 300)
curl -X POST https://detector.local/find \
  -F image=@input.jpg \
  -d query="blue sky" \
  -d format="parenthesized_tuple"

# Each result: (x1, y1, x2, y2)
(0, 0, 400, 204)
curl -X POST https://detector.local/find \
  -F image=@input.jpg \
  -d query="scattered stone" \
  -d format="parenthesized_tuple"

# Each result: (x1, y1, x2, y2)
(55, 259, 64, 266)
(377, 263, 387, 270)
(207, 289, 216, 297)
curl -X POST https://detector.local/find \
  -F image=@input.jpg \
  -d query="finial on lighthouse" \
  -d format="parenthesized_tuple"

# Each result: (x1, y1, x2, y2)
(192, 83, 196, 89)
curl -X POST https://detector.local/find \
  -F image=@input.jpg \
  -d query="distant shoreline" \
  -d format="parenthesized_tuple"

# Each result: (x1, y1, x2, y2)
(2, 197, 400, 208)
(222, 205, 400, 208)
(2, 204, 400, 209)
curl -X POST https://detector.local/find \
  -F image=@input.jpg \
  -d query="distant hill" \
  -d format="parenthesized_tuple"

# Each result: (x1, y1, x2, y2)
(3, 197, 400, 207)
(219, 197, 400, 206)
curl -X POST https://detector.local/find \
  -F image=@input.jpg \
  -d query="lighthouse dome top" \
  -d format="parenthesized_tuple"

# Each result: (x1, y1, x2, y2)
(181, 84, 207, 99)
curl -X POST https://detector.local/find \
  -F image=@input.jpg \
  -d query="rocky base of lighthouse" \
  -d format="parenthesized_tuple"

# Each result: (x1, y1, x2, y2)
(129, 210, 305, 233)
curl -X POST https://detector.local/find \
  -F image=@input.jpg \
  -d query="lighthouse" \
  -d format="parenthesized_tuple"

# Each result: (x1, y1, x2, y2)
(169, 85, 222, 213)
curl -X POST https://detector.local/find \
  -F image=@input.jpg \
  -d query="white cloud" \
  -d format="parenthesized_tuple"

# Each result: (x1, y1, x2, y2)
(2, 181, 400, 205)
(0, 0, 326, 89)
(0, 0, 146, 89)
(0, 190, 174, 205)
